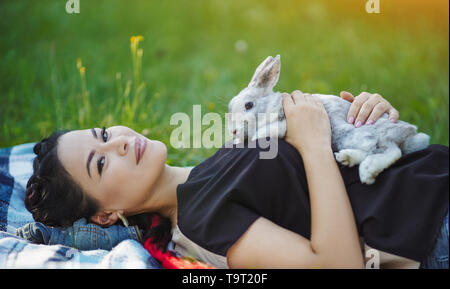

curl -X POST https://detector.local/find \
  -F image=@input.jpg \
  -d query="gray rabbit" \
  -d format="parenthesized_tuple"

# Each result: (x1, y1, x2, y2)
(227, 55, 430, 184)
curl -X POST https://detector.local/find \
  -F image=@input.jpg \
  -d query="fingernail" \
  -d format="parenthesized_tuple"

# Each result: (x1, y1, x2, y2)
(366, 119, 374, 125)
(347, 116, 354, 124)
(355, 120, 362, 128)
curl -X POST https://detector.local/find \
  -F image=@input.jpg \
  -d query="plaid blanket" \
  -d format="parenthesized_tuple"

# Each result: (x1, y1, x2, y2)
(0, 230, 161, 269)
(0, 142, 162, 269)
(0, 142, 35, 233)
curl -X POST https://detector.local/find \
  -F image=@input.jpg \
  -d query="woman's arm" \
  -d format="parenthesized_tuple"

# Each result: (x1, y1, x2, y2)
(301, 146, 363, 267)
(282, 91, 363, 267)
(227, 216, 336, 268)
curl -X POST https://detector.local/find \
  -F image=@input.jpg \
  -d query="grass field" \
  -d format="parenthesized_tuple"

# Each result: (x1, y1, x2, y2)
(0, 0, 448, 166)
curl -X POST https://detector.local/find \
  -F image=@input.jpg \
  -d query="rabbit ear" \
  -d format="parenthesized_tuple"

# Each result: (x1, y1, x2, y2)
(249, 56, 273, 86)
(248, 55, 281, 91)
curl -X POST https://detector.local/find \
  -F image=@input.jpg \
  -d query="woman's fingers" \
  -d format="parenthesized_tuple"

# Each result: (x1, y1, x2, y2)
(345, 92, 399, 126)
(387, 107, 400, 123)
(346, 92, 371, 124)
(365, 102, 389, 125)
(312, 95, 325, 108)
(304, 93, 317, 104)
(307, 94, 324, 110)
(340, 91, 355, 103)
(354, 93, 383, 127)
(291, 90, 305, 104)
(282, 92, 294, 108)
(283, 91, 325, 114)
(282, 91, 322, 117)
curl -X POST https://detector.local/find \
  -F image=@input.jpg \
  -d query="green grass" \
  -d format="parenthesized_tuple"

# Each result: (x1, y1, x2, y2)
(0, 0, 448, 166)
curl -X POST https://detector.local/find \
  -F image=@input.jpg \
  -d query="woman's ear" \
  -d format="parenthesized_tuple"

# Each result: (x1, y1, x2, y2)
(90, 211, 119, 227)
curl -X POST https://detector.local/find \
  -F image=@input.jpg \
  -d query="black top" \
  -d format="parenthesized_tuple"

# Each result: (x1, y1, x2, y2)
(176, 139, 449, 262)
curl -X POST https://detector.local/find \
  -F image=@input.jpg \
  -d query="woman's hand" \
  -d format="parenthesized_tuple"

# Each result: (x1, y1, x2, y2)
(340, 91, 399, 127)
(282, 90, 332, 155)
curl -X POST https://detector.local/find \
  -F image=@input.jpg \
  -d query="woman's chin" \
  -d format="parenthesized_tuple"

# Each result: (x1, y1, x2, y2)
(139, 140, 167, 190)
(145, 139, 167, 165)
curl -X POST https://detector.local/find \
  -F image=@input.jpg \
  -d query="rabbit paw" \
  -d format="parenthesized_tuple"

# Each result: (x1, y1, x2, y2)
(358, 145, 402, 185)
(334, 149, 367, 167)
(359, 167, 377, 185)
(358, 156, 385, 185)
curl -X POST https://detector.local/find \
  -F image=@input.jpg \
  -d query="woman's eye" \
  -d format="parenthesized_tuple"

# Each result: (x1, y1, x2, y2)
(101, 126, 108, 142)
(245, 102, 254, 110)
(97, 157, 105, 176)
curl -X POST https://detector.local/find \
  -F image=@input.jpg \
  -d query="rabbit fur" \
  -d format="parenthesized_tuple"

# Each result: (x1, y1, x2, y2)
(227, 55, 430, 184)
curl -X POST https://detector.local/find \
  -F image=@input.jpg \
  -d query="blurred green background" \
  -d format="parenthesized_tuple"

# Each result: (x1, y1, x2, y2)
(0, 0, 448, 166)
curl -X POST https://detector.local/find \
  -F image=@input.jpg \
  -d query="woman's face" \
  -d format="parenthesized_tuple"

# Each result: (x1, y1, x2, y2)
(57, 126, 167, 213)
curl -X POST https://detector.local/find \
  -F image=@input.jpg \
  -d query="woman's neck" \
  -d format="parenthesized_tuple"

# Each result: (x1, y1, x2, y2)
(138, 164, 191, 228)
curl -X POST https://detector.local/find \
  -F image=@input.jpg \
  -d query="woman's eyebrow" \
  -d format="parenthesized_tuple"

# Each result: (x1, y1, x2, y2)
(91, 128, 98, 139)
(86, 128, 99, 178)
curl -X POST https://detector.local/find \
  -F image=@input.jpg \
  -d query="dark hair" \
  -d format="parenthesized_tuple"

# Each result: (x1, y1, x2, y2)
(25, 130, 171, 241)
(25, 130, 100, 227)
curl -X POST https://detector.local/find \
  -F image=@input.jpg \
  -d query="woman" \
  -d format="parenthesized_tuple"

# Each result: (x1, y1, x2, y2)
(25, 91, 449, 269)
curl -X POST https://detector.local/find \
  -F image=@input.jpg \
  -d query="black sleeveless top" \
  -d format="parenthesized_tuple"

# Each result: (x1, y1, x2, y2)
(176, 139, 449, 262)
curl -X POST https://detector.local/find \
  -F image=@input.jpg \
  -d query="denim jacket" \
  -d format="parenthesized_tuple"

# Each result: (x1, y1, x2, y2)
(15, 218, 144, 251)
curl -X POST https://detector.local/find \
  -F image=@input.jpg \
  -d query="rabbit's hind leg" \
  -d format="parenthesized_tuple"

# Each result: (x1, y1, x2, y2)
(335, 149, 368, 167)
(358, 143, 402, 185)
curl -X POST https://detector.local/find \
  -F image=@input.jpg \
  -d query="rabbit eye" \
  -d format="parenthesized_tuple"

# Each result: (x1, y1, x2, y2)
(245, 102, 254, 110)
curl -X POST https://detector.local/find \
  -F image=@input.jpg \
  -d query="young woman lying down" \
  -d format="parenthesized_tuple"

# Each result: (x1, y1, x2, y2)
(25, 91, 449, 269)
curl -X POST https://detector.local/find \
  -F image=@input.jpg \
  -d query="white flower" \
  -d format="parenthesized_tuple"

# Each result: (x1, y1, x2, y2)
(234, 40, 248, 54)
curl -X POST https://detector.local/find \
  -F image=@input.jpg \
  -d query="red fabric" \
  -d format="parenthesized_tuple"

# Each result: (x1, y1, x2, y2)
(143, 214, 216, 269)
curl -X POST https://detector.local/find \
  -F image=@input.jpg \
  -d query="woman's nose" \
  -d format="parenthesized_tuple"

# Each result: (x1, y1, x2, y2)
(118, 140, 128, 156)
(102, 137, 128, 156)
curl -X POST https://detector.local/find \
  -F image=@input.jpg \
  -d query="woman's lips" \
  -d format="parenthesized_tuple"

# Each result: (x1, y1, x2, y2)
(135, 137, 147, 165)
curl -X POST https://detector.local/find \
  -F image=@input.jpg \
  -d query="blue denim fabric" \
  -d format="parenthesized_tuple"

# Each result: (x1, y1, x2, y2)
(15, 218, 143, 251)
(420, 208, 449, 269)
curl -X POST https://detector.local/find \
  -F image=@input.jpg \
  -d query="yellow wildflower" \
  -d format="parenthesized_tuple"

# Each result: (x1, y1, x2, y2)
(130, 35, 144, 45)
